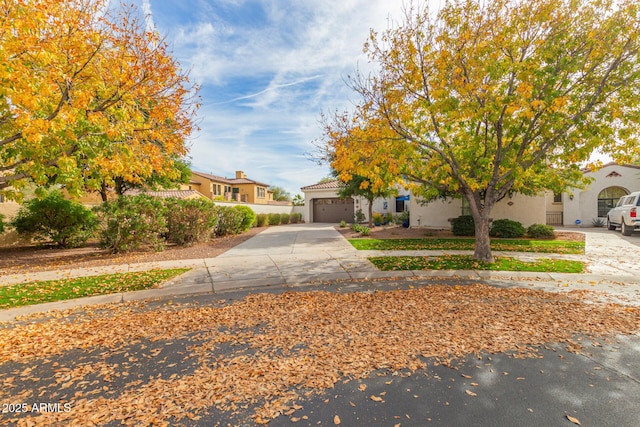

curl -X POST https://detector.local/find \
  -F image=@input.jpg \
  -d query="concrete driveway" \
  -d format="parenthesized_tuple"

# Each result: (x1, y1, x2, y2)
(208, 223, 379, 290)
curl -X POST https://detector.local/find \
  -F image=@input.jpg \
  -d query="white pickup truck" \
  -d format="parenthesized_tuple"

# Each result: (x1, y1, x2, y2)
(607, 191, 640, 236)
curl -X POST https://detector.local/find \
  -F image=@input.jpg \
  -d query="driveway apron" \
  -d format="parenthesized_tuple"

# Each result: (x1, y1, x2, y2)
(207, 223, 378, 290)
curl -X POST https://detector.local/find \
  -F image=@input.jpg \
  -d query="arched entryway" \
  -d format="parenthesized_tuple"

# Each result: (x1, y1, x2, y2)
(598, 186, 628, 217)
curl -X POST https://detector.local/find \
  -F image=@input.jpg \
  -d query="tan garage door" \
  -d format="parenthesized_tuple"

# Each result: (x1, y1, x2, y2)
(313, 198, 354, 223)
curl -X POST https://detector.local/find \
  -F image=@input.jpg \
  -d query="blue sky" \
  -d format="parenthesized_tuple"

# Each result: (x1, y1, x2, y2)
(139, 0, 414, 197)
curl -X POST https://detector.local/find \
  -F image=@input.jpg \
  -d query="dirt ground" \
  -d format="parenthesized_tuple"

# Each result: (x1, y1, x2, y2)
(0, 227, 264, 276)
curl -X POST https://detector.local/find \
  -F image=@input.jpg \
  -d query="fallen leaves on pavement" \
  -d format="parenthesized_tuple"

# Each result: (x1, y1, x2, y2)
(1, 283, 639, 425)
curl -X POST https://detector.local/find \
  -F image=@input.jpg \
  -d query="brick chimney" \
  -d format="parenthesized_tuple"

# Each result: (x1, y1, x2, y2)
(235, 171, 246, 179)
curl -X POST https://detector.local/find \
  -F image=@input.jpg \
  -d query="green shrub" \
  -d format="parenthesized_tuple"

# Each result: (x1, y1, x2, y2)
(0, 213, 4, 234)
(95, 195, 167, 253)
(233, 205, 256, 232)
(164, 198, 217, 246)
(451, 215, 475, 236)
(268, 213, 281, 225)
(527, 223, 556, 239)
(290, 212, 302, 224)
(280, 213, 290, 224)
(355, 224, 371, 235)
(256, 213, 268, 227)
(339, 220, 347, 228)
(354, 209, 366, 224)
(214, 205, 245, 236)
(489, 219, 525, 238)
(372, 212, 384, 225)
(385, 213, 393, 224)
(11, 191, 97, 248)
(351, 224, 370, 236)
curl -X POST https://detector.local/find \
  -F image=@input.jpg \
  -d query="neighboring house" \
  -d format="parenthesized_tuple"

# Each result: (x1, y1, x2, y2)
(300, 180, 409, 224)
(560, 163, 640, 227)
(301, 163, 640, 227)
(187, 170, 274, 205)
(409, 193, 547, 229)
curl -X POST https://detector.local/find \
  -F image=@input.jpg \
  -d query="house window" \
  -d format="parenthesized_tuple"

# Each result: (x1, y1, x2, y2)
(395, 195, 410, 212)
(461, 198, 471, 216)
(218, 185, 221, 195)
(553, 193, 562, 203)
(0, 193, 4, 203)
(597, 186, 628, 217)
(257, 187, 265, 198)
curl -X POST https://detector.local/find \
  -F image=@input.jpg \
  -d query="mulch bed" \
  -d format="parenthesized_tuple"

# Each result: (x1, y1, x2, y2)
(335, 224, 585, 242)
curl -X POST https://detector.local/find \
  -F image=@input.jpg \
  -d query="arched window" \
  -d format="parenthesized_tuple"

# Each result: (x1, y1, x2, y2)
(598, 186, 628, 217)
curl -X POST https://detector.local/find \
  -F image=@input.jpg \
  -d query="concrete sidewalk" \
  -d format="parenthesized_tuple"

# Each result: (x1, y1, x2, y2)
(2, 224, 640, 321)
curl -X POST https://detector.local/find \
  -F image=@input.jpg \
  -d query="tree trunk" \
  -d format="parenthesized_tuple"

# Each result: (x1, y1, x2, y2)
(115, 177, 126, 196)
(473, 215, 493, 263)
(367, 197, 374, 227)
(99, 183, 108, 202)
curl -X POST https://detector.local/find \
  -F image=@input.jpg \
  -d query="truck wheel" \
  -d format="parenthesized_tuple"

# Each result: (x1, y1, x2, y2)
(622, 220, 633, 236)
(607, 218, 616, 230)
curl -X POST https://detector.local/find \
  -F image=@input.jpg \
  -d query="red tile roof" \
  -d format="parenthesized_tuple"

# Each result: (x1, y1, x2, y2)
(191, 170, 269, 187)
(125, 189, 206, 199)
(300, 180, 342, 191)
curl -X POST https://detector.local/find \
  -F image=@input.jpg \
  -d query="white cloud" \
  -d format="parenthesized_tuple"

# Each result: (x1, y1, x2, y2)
(146, 0, 412, 196)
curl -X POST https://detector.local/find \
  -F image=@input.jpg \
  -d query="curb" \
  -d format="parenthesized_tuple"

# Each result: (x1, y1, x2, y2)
(3, 267, 640, 323)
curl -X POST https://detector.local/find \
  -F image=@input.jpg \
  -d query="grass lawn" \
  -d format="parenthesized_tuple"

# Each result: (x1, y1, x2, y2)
(0, 268, 190, 310)
(349, 238, 584, 254)
(369, 255, 585, 273)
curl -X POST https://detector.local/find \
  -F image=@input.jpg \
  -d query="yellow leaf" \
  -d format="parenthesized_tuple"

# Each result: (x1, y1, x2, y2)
(370, 395, 384, 402)
(334, 415, 341, 425)
(465, 390, 477, 397)
(566, 415, 581, 425)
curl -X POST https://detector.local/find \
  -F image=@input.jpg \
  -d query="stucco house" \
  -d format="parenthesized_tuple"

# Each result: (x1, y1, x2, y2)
(301, 163, 640, 227)
(408, 192, 546, 229)
(187, 170, 273, 205)
(559, 163, 640, 227)
(300, 180, 411, 224)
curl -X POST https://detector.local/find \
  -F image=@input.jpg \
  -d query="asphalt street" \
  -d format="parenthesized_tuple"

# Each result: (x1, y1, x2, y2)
(1, 280, 640, 427)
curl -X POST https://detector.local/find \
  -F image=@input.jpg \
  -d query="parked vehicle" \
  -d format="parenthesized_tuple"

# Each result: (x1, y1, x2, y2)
(607, 191, 640, 236)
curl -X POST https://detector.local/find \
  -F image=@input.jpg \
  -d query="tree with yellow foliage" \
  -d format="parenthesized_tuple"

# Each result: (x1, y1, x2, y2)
(0, 0, 198, 199)
(320, 0, 640, 262)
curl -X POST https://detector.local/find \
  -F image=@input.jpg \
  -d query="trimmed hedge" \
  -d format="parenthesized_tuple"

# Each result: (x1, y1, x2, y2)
(11, 191, 97, 248)
(256, 213, 268, 227)
(490, 219, 525, 238)
(95, 195, 167, 253)
(214, 205, 245, 236)
(527, 223, 556, 239)
(451, 215, 475, 236)
(268, 213, 281, 225)
(233, 205, 256, 232)
(164, 198, 218, 246)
